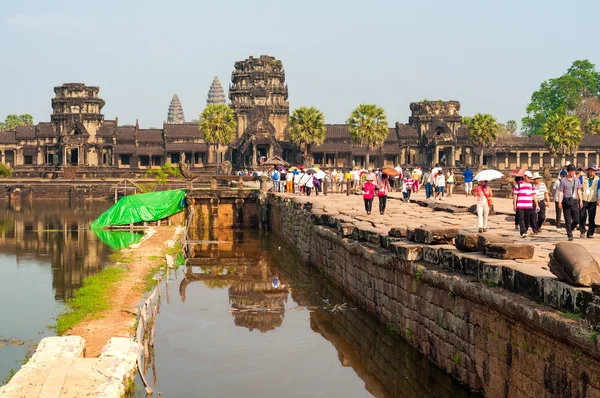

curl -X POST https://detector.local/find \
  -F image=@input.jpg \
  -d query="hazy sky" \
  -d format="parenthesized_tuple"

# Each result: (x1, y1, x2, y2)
(1, 0, 598, 130)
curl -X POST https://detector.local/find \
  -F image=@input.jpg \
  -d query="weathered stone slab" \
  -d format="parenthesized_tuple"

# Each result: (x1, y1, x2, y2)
(391, 242, 424, 261)
(477, 234, 513, 252)
(337, 222, 355, 237)
(455, 232, 480, 252)
(485, 243, 534, 260)
(409, 227, 458, 245)
(388, 226, 407, 238)
(548, 242, 600, 287)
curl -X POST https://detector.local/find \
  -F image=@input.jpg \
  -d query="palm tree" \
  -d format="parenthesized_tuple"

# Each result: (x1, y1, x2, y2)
(199, 104, 237, 173)
(542, 113, 582, 163)
(462, 113, 499, 168)
(584, 118, 600, 135)
(347, 104, 389, 169)
(288, 107, 326, 166)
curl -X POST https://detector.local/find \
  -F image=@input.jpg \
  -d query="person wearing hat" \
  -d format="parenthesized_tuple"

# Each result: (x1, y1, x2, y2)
(552, 170, 567, 230)
(532, 172, 550, 231)
(579, 164, 600, 238)
(558, 164, 583, 241)
(362, 174, 376, 215)
(513, 170, 540, 238)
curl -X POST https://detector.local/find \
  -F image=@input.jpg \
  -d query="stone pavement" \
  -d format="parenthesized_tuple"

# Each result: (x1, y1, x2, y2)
(275, 189, 600, 315)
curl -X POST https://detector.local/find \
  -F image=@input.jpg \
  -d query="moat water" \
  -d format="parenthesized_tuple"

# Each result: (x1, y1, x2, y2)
(135, 229, 476, 397)
(0, 199, 138, 384)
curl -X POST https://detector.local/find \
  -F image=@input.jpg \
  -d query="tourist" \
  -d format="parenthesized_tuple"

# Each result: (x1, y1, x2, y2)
(532, 172, 549, 231)
(412, 168, 421, 193)
(513, 171, 539, 238)
(303, 172, 314, 196)
(446, 168, 455, 197)
(577, 167, 584, 184)
(423, 168, 433, 199)
(463, 166, 474, 196)
(272, 168, 280, 191)
(476, 179, 492, 233)
(297, 171, 306, 194)
(377, 174, 391, 215)
(402, 171, 414, 202)
(394, 165, 402, 192)
(552, 170, 566, 230)
(286, 169, 294, 193)
(362, 176, 376, 215)
(338, 170, 345, 193)
(435, 169, 446, 200)
(579, 164, 600, 239)
(558, 164, 583, 241)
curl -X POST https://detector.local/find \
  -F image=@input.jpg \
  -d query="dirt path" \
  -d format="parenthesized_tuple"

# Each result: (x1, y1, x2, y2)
(69, 226, 179, 357)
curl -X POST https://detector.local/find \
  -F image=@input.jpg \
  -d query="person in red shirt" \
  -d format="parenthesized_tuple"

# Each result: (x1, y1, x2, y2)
(362, 176, 376, 215)
(377, 174, 391, 215)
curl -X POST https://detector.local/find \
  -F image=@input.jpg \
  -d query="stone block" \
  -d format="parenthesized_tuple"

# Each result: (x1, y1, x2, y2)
(548, 242, 600, 287)
(410, 227, 458, 245)
(391, 242, 423, 261)
(455, 232, 480, 252)
(337, 223, 355, 237)
(485, 243, 534, 260)
(477, 234, 513, 252)
(388, 226, 407, 238)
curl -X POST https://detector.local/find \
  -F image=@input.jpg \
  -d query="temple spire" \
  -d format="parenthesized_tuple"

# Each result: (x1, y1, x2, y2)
(167, 94, 185, 124)
(207, 76, 226, 105)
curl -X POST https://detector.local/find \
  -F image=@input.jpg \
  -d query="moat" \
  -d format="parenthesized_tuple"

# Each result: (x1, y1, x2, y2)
(134, 229, 474, 397)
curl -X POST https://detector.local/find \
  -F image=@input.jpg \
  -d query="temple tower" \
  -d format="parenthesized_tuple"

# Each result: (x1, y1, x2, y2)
(51, 83, 104, 138)
(408, 100, 463, 166)
(167, 94, 185, 124)
(229, 55, 289, 166)
(207, 77, 226, 105)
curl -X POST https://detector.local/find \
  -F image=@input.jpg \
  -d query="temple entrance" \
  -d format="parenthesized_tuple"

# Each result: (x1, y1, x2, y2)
(69, 148, 79, 166)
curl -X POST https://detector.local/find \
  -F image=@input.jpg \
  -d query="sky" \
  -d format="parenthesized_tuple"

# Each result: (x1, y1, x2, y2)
(1, 0, 599, 130)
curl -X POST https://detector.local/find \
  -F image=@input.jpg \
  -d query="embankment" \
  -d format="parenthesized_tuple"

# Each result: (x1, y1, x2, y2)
(269, 195, 600, 397)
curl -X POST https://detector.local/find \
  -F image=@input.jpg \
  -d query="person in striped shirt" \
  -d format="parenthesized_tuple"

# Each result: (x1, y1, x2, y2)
(403, 171, 414, 202)
(513, 171, 540, 238)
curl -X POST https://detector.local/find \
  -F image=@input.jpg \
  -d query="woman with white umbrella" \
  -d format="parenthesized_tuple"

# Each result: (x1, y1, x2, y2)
(473, 170, 503, 232)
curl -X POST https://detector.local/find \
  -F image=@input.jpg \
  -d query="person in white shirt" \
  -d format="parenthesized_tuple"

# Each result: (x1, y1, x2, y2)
(293, 171, 302, 194)
(435, 171, 446, 200)
(286, 170, 294, 193)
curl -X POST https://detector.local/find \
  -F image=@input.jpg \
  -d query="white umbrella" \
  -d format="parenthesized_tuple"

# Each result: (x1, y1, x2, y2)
(315, 170, 326, 179)
(474, 169, 504, 181)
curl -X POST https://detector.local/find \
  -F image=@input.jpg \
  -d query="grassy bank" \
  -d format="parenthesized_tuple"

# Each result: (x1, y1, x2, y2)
(56, 267, 127, 335)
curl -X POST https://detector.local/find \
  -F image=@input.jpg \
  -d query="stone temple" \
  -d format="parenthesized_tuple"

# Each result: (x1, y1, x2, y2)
(167, 94, 185, 124)
(207, 77, 226, 105)
(1, 56, 598, 177)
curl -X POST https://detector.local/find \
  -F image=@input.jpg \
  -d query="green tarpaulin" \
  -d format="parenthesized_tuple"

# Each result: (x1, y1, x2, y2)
(91, 190, 186, 229)
(93, 230, 144, 249)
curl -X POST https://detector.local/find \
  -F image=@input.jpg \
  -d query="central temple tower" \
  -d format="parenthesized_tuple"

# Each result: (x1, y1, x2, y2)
(228, 55, 289, 166)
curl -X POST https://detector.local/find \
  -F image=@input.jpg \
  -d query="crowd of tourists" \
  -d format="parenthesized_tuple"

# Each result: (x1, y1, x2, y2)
(512, 164, 600, 241)
(266, 162, 599, 242)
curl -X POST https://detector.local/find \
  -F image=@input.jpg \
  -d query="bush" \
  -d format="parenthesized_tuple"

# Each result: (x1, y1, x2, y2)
(0, 163, 12, 178)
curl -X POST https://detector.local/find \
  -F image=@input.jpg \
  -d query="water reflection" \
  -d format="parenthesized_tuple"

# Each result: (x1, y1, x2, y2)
(148, 229, 474, 397)
(0, 199, 114, 300)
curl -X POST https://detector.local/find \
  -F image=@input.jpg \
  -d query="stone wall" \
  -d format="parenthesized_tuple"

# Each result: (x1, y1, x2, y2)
(269, 197, 600, 397)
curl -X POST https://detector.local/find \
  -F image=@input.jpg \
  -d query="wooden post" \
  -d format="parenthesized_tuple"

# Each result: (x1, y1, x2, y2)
(323, 179, 328, 196)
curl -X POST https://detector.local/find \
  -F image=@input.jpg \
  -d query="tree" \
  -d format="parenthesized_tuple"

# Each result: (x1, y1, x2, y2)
(462, 114, 499, 168)
(288, 107, 326, 166)
(347, 104, 388, 169)
(0, 114, 34, 132)
(199, 104, 237, 172)
(506, 120, 518, 135)
(584, 118, 600, 135)
(542, 113, 582, 161)
(522, 60, 600, 135)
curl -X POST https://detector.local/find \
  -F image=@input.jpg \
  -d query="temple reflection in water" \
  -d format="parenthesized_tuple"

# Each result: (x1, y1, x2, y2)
(181, 228, 289, 333)
(0, 199, 113, 300)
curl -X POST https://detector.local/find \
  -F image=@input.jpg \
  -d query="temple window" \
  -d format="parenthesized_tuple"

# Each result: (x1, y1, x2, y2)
(140, 156, 150, 167)
(314, 154, 323, 165)
(120, 155, 130, 165)
(24, 156, 33, 165)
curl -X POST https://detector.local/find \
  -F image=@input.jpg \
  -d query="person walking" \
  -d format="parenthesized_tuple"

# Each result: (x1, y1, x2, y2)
(423, 168, 433, 199)
(532, 172, 549, 231)
(446, 168, 455, 197)
(463, 166, 474, 196)
(286, 170, 294, 193)
(304, 173, 314, 196)
(402, 171, 414, 202)
(513, 171, 539, 238)
(362, 176, 376, 215)
(435, 170, 446, 200)
(377, 174, 391, 215)
(558, 164, 583, 241)
(579, 164, 600, 239)
(476, 179, 492, 232)
(552, 171, 566, 230)
(412, 168, 421, 193)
